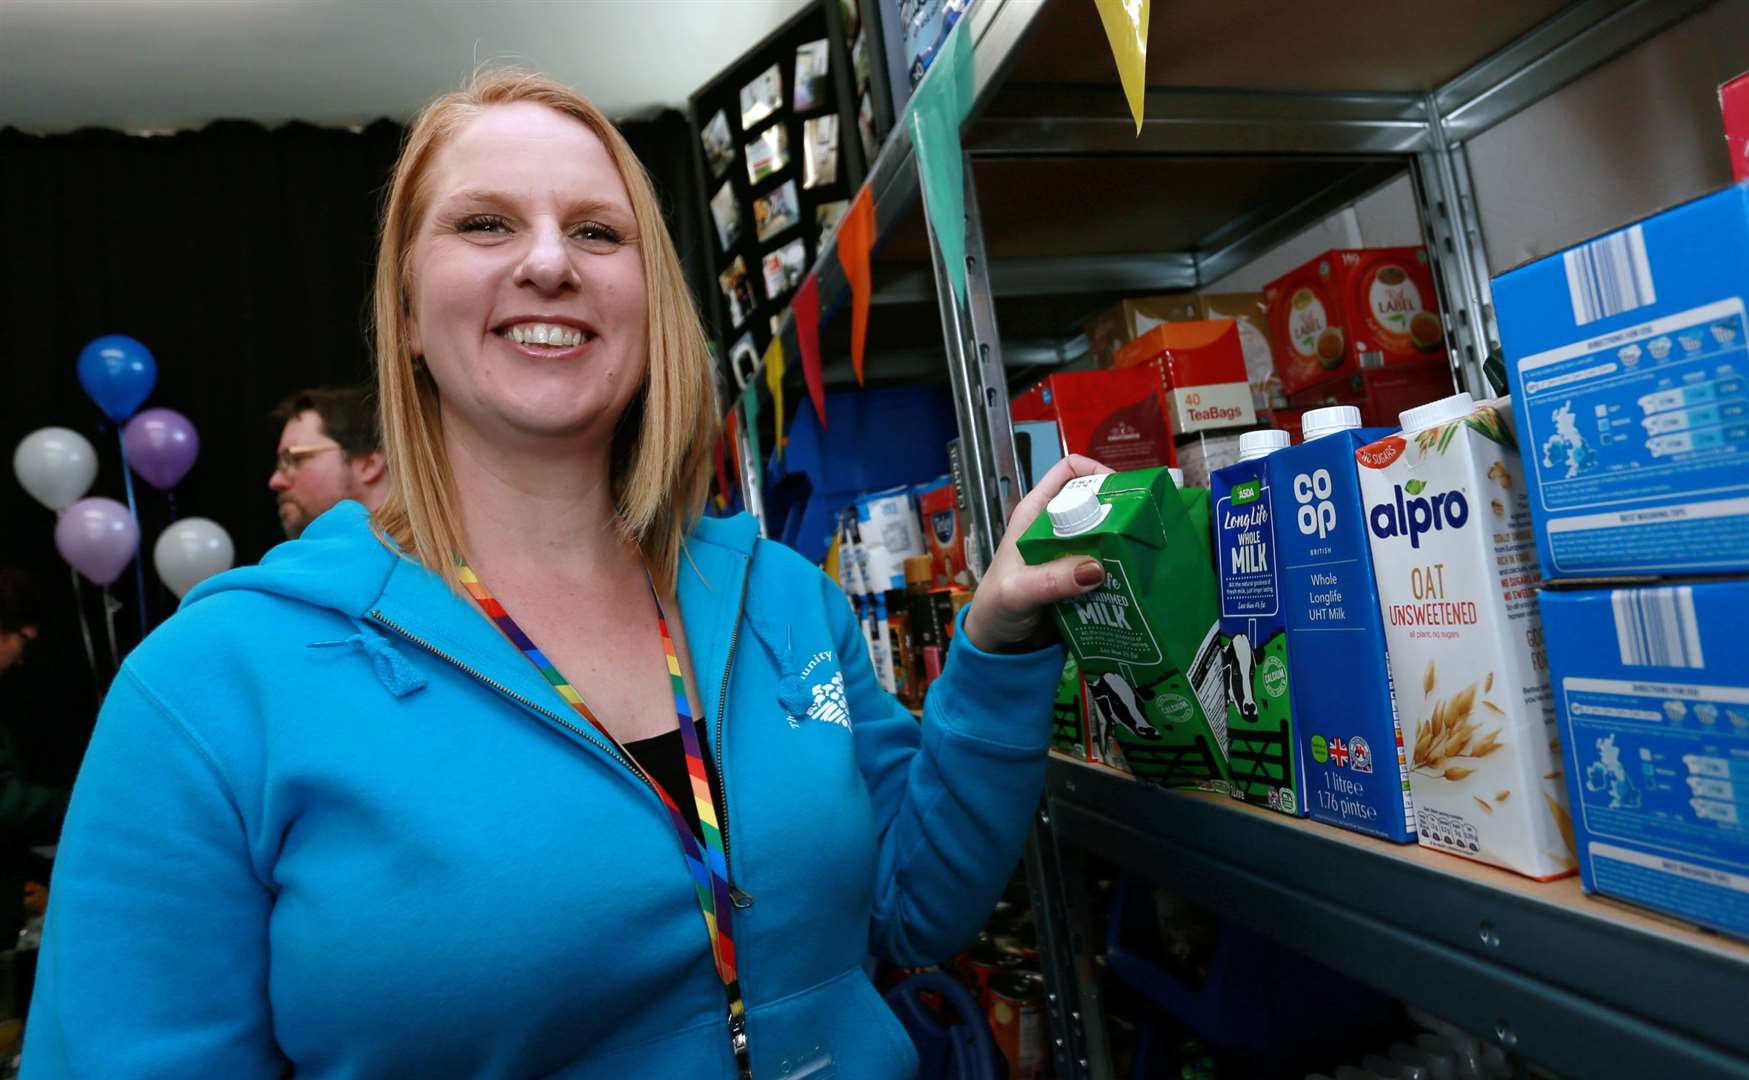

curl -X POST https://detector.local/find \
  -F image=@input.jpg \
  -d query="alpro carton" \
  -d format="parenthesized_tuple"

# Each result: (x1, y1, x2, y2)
(1540, 579, 1749, 941)
(1213, 431, 1304, 815)
(1269, 406, 1416, 842)
(1492, 181, 1749, 579)
(1357, 394, 1574, 878)
(1018, 468, 1230, 790)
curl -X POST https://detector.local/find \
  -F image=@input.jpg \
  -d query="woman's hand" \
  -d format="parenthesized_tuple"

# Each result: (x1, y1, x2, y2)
(961, 454, 1114, 653)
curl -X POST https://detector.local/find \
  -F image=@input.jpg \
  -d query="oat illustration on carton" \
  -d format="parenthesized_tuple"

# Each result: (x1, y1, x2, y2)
(1357, 394, 1575, 879)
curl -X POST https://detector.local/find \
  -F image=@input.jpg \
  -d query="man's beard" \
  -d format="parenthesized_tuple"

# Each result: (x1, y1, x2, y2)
(279, 497, 309, 539)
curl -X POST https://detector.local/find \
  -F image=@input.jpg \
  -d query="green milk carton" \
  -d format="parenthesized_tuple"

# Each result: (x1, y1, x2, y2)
(1018, 468, 1230, 789)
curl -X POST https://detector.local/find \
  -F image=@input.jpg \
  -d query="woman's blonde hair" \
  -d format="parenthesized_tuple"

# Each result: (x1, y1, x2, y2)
(371, 69, 717, 590)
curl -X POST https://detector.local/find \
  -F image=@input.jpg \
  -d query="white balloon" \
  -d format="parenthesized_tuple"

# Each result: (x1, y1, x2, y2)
(13, 427, 98, 512)
(152, 517, 235, 599)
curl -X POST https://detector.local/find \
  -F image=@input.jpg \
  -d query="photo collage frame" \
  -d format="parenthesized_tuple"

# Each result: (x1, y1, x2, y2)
(691, 0, 888, 399)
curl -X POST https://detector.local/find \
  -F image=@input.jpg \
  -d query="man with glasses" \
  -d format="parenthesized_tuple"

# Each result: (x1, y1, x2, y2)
(268, 386, 388, 539)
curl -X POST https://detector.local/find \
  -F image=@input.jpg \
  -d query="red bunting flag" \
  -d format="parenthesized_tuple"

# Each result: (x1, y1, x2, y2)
(836, 185, 876, 385)
(793, 275, 826, 427)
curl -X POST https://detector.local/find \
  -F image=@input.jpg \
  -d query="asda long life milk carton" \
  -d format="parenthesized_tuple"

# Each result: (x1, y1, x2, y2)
(1018, 468, 1231, 790)
(1269, 406, 1417, 842)
(1357, 394, 1575, 879)
(1213, 431, 1305, 815)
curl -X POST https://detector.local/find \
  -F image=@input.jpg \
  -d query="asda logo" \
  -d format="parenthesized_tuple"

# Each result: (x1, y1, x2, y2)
(1231, 479, 1261, 506)
(1368, 479, 1469, 549)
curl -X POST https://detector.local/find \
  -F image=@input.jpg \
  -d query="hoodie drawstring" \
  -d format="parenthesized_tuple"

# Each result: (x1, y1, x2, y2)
(307, 622, 428, 698)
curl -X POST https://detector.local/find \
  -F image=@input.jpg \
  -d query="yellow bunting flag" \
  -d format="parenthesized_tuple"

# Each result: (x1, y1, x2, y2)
(1093, 0, 1149, 134)
(763, 333, 786, 459)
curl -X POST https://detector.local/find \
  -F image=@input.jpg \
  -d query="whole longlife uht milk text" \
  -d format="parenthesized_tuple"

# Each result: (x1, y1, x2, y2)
(1357, 395, 1575, 878)
(1018, 469, 1230, 790)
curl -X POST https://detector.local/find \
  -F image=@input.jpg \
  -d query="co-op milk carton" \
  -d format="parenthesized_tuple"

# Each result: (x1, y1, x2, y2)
(1213, 431, 1304, 815)
(1358, 394, 1574, 878)
(1269, 406, 1417, 842)
(1493, 181, 1749, 579)
(1539, 579, 1749, 942)
(1017, 468, 1230, 790)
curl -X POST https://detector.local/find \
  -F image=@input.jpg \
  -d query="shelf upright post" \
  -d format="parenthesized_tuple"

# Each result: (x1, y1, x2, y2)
(920, 151, 1024, 577)
(1025, 808, 1094, 1080)
(732, 407, 767, 536)
(1413, 96, 1499, 399)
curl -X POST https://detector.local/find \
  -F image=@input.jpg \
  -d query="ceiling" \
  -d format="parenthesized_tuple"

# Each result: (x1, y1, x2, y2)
(0, 0, 814, 133)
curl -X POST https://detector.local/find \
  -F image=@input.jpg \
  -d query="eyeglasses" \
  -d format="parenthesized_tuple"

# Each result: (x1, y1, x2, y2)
(273, 443, 343, 477)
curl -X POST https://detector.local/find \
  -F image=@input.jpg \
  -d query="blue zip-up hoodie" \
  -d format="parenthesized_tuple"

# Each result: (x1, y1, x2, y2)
(23, 502, 1062, 1078)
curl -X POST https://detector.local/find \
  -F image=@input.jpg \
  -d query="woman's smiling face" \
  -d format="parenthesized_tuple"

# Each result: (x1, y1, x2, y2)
(407, 100, 648, 449)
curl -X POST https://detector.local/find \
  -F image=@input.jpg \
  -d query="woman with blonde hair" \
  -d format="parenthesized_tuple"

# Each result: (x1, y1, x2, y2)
(24, 71, 1106, 1078)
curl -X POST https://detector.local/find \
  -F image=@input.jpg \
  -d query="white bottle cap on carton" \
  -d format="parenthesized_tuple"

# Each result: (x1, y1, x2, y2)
(1301, 405, 1362, 442)
(1168, 467, 1185, 485)
(1046, 475, 1111, 537)
(1237, 429, 1290, 461)
(1399, 392, 1474, 434)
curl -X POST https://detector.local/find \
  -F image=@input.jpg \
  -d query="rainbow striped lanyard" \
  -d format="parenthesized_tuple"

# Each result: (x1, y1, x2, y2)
(456, 560, 750, 1077)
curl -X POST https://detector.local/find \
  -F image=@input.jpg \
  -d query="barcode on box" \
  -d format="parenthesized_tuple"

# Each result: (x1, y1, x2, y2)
(1564, 225, 1656, 326)
(1611, 586, 1703, 669)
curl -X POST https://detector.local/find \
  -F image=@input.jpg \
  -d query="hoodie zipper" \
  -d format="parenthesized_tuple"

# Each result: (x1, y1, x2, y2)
(369, 605, 755, 1077)
(716, 565, 754, 909)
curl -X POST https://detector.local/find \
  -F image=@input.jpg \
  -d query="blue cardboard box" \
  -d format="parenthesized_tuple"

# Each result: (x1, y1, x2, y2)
(1212, 457, 1304, 815)
(1540, 579, 1749, 942)
(1493, 181, 1749, 579)
(1268, 429, 1417, 842)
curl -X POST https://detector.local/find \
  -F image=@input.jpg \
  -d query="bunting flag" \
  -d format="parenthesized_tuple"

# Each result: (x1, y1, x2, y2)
(739, 382, 762, 490)
(793, 274, 826, 427)
(836, 184, 877, 385)
(723, 406, 742, 495)
(762, 333, 786, 459)
(712, 422, 731, 513)
(906, 18, 975, 304)
(1093, 0, 1150, 134)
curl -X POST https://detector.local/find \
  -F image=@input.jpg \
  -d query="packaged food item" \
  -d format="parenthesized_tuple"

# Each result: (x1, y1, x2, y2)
(1084, 294, 1203, 368)
(1286, 354, 1456, 430)
(1724, 72, 1749, 182)
(1177, 431, 1247, 488)
(1212, 431, 1303, 814)
(1013, 419, 1065, 493)
(1169, 467, 1214, 571)
(1269, 406, 1416, 842)
(986, 970, 1047, 1080)
(855, 486, 927, 591)
(1193, 293, 1282, 413)
(1113, 320, 1257, 438)
(1540, 578, 1749, 942)
(914, 476, 969, 587)
(1357, 393, 1572, 878)
(1492, 180, 1749, 579)
(1016, 468, 1229, 789)
(1263, 247, 1445, 397)
(1011, 367, 1177, 470)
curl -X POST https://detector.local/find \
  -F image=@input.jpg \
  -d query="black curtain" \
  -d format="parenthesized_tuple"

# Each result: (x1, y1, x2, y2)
(0, 110, 707, 789)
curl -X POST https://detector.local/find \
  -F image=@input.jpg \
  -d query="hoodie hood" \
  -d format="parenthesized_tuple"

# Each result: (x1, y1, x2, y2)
(180, 500, 761, 727)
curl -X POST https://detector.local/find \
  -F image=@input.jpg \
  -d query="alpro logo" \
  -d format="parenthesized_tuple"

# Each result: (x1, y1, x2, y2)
(1293, 468, 1336, 538)
(1368, 479, 1469, 549)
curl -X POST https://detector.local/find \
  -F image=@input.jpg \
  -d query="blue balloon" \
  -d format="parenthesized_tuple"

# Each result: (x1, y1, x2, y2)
(77, 335, 158, 421)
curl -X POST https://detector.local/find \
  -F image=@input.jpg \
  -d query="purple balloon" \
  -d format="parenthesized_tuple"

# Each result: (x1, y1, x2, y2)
(55, 497, 140, 587)
(122, 408, 200, 491)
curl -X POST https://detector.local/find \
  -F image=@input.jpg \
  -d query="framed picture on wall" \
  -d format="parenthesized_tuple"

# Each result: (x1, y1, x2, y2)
(739, 64, 784, 129)
(700, 110, 736, 179)
(802, 116, 839, 189)
(709, 182, 743, 251)
(745, 124, 790, 184)
(794, 40, 830, 111)
(815, 198, 850, 243)
(762, 238, 808, 300)
(753, 180, 801, 242)
(719, 256, 757, 329)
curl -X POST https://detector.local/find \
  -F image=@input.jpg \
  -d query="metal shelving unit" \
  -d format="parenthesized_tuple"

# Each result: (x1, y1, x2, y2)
(732, 1, 1747, 1076)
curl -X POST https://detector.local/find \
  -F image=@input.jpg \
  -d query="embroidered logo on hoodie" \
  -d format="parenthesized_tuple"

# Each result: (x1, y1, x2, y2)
(785, 651, 849, 730)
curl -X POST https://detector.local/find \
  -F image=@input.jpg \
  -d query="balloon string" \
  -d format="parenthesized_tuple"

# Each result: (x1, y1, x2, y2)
(101, 587, 121, 674)
(114, 428, 151, 642)
(70, 568, 103, 708)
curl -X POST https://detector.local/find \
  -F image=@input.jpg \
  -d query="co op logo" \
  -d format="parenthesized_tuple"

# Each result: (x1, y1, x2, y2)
(1293, 469, 1337, 538)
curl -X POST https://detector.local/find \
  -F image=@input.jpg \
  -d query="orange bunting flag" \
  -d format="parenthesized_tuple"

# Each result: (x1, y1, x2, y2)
(836, 185, 877, 385)
(762, 333, 785, 458)
(794, 275, 826, 427)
